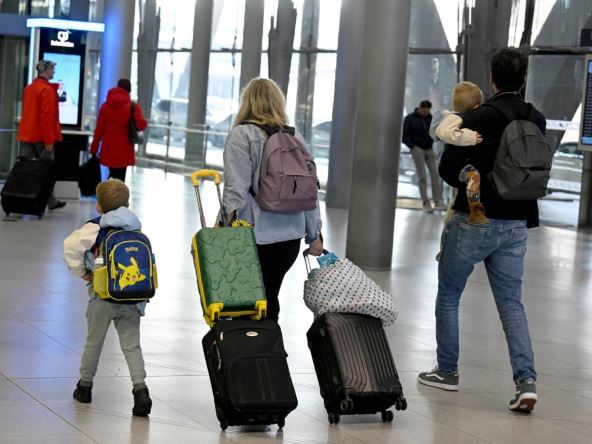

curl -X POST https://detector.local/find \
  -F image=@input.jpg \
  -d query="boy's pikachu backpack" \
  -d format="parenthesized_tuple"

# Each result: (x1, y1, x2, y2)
(90, 218, 158, 303)
(190, 170, 266, 326)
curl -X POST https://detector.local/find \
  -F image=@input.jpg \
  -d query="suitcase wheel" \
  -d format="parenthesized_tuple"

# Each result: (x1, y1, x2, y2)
(395, 397, 407, 411)
(340, 398, 353, 412)
(277, 417, 285, 428)
(381, 410, 394, 423)
(220, 419, 229, 431)
(328, 412, 340, 425)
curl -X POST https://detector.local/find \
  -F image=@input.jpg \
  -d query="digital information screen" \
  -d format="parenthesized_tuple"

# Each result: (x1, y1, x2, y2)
(43, 51, 81, 126)
(38, 27, 86, 128)
(581, 57, 592, 147)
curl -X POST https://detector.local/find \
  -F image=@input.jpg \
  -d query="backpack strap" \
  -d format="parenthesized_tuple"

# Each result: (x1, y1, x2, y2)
(86, 217, 115, 254)
(485, 100, 537, 125)
(239, 121, 296, 136)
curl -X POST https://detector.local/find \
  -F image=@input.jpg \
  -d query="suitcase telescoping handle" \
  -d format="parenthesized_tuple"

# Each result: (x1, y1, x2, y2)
(302, 248, 330, 274)
(191, 169, 227, 228)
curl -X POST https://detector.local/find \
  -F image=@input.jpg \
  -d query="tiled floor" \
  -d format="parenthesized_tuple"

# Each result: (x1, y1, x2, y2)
(0, 167, 591, 443)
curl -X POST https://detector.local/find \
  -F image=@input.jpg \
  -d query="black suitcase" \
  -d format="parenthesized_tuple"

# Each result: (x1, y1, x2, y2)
(202, 319, 298, 430)
(1, 157, 56, 218)
(307, 312, 407, 424)
(78, 156, 101, 196)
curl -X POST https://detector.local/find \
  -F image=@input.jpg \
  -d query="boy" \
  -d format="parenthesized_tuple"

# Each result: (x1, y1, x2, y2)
(430, 81, 487, 225)
(63, 179, 152, 416)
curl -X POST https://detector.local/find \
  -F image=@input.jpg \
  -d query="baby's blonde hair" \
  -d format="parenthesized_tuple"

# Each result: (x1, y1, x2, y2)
(452, 81, 484, 113)
(96, 179, 129, 212)
(233, 78, 288, 128)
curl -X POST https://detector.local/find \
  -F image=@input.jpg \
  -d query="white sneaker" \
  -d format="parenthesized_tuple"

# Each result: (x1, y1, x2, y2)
(422, 201, 433, 213)
(433, 200, 447, 211)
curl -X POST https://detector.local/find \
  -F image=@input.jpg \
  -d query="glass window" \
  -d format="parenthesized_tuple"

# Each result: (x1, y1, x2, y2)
(211, 0, 245, 50)
(156, 0, 196, 50)
(531, 0, 591, 46)
(410, 0, 460, 50)
(317, 0, 340, 50)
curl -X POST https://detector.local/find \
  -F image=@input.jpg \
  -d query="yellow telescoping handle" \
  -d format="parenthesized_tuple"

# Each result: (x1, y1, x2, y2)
(191, 169, 222, 187)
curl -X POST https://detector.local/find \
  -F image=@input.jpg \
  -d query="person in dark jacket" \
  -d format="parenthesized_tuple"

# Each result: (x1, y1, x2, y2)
(90, 79, 147, 182)
(417, 49, 544, 413)
(402, 100, 445, 212)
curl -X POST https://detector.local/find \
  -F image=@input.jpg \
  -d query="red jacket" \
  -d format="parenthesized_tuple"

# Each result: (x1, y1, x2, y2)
(90, 87, 148, 168)
(17, 78, 62, 145)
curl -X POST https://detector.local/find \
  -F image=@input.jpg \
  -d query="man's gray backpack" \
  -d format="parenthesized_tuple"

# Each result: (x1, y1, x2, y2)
(487, 103, 552, 200)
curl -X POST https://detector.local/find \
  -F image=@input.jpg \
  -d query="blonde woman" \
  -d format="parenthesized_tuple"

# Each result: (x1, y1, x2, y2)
(223, 78, 324, 322)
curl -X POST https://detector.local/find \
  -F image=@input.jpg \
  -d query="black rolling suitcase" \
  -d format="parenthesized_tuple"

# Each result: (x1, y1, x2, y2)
(78, 156, 101, 196)
(202, 319, 298, 430)
(1, 157, 56, 218)
(307, 312, 407, 424)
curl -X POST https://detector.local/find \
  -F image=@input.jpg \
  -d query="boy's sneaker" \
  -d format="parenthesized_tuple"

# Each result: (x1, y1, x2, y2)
(132, 387, 152, 416)
(509, 380, 537, 412)
(73, 380, 92, 403)
(422, 201, 433, 213)
(417, 368, 459, 391)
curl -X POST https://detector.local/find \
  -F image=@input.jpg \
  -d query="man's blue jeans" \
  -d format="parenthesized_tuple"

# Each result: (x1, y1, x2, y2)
(436, 212, 536, 384)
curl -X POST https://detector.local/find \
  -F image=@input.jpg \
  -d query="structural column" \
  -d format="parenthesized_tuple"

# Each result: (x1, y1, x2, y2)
(294, 0, 319, 142)
(463, 0, 512, 96)
(345, 0, 412, 270)
(325, 0, 365, 209)
(185, 0, 213, 165)
(239, 0, 264, 90)
(268, 0, 296, 95)
(98, 0, 135, 105)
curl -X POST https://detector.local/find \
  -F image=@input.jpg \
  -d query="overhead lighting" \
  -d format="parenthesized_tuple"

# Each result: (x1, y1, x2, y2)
(26, 18, 105, 33)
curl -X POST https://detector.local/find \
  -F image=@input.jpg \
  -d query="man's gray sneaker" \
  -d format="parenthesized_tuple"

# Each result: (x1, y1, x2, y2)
(509, 380, 537, 412)
(417, 368, 459, 391)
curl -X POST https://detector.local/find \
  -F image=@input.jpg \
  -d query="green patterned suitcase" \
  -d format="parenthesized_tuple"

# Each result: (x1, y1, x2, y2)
(190, 170, 267, 326)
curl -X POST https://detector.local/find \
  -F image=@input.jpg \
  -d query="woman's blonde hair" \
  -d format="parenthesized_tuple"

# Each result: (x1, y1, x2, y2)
(233, 78, 288, 128)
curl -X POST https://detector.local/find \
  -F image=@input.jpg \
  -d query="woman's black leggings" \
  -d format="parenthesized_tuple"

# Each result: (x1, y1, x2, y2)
(109, 167, 127, 182)
(257, 238, 301, 321)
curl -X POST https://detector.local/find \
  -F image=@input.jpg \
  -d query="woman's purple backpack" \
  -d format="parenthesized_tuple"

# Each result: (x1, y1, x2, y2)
(246, 123, 319, 213)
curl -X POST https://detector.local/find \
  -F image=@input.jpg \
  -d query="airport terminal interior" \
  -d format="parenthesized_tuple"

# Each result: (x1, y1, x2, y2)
(1, 0, 592, 443)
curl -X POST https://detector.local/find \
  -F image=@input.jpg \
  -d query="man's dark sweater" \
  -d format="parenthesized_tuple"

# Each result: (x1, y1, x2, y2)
(402, 109, 433, 150)
(438, 91, 546, 228)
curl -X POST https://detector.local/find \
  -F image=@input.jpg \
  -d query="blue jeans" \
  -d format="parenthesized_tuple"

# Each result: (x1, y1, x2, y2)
(436, 212, 536, 384)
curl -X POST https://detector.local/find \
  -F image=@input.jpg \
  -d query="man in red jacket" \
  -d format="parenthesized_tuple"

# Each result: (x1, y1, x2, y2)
(17, 60, 65, 210)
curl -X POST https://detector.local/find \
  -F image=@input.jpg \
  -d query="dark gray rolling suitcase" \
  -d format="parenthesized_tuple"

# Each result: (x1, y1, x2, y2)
(202, 319, 298, 430)
(307, 312, 407, 424)
(1, 157, 56, 218)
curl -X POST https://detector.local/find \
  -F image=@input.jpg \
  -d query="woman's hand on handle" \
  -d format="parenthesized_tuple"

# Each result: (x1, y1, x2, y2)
(308, 236, 324, 256)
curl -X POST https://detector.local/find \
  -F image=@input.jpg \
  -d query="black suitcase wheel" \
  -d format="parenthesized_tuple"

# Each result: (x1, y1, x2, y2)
(220, 419, 229, 431)
(277, 417, 285, 428)
(381, 410, 393, 423)
(328, 412, 340, 424)
(340, 399, 353, 412)
(395, 397, 407, 411)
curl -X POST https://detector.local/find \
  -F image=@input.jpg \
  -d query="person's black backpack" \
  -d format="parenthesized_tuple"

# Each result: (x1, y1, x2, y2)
(486, 102, 552, 200)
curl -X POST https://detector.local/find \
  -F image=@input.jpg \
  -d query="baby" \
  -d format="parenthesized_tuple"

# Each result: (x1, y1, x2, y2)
(430, 81, 487, 225)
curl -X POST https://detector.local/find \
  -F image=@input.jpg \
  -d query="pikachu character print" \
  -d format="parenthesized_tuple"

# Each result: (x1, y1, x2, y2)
(118, 257, 146, 290)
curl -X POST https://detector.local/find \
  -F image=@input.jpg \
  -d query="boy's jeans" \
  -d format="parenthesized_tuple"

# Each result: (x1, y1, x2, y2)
(80, 296, 146, 385)
(436, 213, 536, 384)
